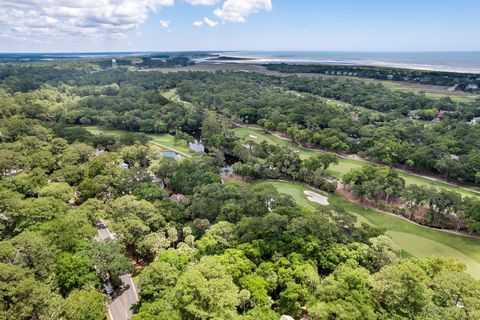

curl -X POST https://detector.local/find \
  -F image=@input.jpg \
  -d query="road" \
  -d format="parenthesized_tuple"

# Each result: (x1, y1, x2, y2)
(107, 275, 139, 320)
(94, 219, 139, 320)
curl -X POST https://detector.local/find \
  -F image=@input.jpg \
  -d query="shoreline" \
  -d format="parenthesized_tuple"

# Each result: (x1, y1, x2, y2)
(202, 56, 480, 74)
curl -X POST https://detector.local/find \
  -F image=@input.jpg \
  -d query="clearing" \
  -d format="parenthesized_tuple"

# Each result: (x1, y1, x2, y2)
(83, 126, 195, 158)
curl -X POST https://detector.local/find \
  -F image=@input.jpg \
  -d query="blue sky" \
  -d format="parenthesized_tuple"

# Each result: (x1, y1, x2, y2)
(1, 0, 479, 52)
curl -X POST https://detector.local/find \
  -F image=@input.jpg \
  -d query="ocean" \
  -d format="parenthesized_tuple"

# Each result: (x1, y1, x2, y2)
(1, 51, 480, 73)
(214, 51, 480, 73)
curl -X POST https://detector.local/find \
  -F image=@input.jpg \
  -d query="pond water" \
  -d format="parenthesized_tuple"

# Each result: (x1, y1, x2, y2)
(189, 140, 205, 152)
(162, 151, 182, 159)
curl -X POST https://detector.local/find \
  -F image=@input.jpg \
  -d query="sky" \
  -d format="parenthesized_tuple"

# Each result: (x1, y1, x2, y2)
(0, 0, 479, 52)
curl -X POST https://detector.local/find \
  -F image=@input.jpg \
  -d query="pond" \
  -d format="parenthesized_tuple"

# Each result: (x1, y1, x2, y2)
(162, 151, 182, 159)
(189, 140, 205, 152)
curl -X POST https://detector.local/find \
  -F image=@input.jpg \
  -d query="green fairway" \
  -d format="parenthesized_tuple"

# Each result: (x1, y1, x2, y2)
(160, 89, 177, 100)
(258, 180, 480, 278)
(233, 127, 480, 198)
(83, 126, 195, 157)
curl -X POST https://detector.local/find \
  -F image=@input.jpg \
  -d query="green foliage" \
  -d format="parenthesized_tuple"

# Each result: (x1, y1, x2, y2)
(173, 256, 240, 319)
(63, 288, 106, 320)
(88, 240, 131, 286)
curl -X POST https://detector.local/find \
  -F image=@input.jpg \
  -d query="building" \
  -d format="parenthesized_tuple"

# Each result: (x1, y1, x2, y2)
(466, 83, 478, 91)
(169, 194, 185, 203)
(470, 117, 480, 125)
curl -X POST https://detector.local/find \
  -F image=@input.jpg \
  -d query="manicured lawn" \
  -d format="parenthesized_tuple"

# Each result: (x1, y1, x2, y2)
(160, 89, 177, 99)
(233, 127, 480, 198)
(258, 180, 480, 278)
(83, 126, 195, 157)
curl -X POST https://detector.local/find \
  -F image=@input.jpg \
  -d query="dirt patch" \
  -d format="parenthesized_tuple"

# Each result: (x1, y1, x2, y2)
(248, 135, 258, 139)
(304, 190, 329, 205)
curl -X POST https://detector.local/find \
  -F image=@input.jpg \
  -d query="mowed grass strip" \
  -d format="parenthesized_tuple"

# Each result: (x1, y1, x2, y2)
(83, 126, 195, 157)
(233, 127, 480, 198)
(258, 180, 480, 278)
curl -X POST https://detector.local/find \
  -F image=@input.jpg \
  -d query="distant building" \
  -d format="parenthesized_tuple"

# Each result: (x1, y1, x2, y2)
(169, 194, 185, 203)
(450, 154, 460, 161)
(94, 149, 107, 157)
(433, 110, 454, 122)
(466, 83, 478, 91)
(470, 117, 480, 125)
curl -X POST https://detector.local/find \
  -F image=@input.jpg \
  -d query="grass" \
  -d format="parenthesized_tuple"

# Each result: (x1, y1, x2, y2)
(160, 89, 177, 100)
(257, 180, 480, 278)
(233, 127, 480, 198)
(309, 73, 478, 102)
(83, 126, 195, 157)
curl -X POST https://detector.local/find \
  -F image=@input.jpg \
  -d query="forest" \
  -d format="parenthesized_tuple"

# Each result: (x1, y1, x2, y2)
(1, 61, 480, 320)
(265, 63, 480, 92)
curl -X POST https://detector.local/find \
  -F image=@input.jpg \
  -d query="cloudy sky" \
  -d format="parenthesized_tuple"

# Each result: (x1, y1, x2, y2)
(0, 0, 479, 52)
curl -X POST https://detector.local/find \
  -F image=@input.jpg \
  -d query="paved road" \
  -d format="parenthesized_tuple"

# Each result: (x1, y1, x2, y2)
(94, 220, 139, 320)
(96, 227, 114, 241)
(107, 275, 139, 320)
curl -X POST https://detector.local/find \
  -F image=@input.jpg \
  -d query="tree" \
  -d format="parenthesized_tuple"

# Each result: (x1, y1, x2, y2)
(309, 265, 377, 320)
(63, 288, 106, 320)
(372, 261, 431, 318)
(303, 152, 339, 172)
(121, 145, 150, 168)
(173, 256, 240, 319)
(0, 263, 63, 320)
(401, 184, 427, 219)
(88, 240, 131, 287)
(38, 182, 73, 202)
(428, 270, 480, 318)
(55, 253, 98, 295)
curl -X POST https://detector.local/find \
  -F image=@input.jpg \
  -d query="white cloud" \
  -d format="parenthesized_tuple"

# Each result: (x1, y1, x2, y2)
(185, 0, 219, 5)
(213, 0, 271, 22)
(203, 17, 218, 27)
(0, 0, 175, 41)
(160, 19, 171, 28)
(193, 17, 218, 28)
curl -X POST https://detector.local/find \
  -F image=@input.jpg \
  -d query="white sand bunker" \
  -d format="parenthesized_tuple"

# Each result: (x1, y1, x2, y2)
(304, 190, 329, 205)
(248, 135, 258, 139)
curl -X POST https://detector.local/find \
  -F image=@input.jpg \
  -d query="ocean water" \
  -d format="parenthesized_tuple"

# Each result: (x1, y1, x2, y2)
(216, 51, 480, 73)
(2, 51, 480, 73)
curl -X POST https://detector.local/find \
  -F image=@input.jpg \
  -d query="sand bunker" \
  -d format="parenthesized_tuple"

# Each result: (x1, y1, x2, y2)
(304, 190, 329, 205)
(248, 135, 258, 139)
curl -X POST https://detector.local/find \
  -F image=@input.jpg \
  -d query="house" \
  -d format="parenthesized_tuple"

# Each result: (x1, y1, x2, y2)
(469, 117, 480, 125)
(450, 154, 460, 161)
(169, 194, 185, 203)
(466, 83, 479, 91)
(432, 110, 453, 122)
(94, 149, 107, 157)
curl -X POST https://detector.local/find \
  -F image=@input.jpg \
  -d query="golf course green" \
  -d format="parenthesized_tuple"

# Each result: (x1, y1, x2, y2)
(234, 127, 480, 198)
(256, 180, 480, 278)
